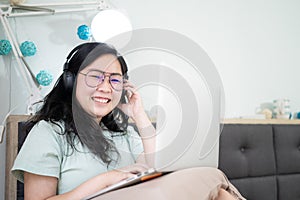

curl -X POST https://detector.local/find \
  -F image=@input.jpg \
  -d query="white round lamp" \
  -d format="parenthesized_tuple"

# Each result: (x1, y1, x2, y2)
(91, 9, 132, 48)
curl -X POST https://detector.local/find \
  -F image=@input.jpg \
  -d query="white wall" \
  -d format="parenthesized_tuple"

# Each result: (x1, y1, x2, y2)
(113, 0, 300, 118)
(0, 0, 300, 199)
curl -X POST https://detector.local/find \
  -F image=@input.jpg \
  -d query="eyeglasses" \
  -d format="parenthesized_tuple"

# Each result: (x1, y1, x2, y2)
(79, 70, 124, 91)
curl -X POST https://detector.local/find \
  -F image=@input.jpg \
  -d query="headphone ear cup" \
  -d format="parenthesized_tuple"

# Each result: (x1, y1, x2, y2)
(63, 70, 75, 92)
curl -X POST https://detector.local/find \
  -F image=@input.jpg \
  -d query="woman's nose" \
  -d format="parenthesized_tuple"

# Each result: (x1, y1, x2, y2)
(96, 77, 111, 92)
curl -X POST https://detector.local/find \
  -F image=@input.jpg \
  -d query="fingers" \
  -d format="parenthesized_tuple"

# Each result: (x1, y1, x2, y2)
(123, 80, 135, 89)
(117, 163, 150, 174)
(123, 80, 137, 97)
(108, 163, 151, 186)
(107, 170, 135, 185)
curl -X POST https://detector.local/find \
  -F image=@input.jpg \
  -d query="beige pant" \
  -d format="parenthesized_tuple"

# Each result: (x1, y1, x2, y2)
(94, 167, 246, 200)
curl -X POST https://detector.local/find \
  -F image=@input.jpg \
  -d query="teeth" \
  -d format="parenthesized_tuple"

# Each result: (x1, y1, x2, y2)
(93, 97, 109, 103)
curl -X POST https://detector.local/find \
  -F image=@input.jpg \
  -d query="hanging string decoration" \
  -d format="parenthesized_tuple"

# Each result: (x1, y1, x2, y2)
(77, 25, 92, 40)
(20, 41, 37, 57)
(36, 70, 53, 86)
(0, 39, 12, 55)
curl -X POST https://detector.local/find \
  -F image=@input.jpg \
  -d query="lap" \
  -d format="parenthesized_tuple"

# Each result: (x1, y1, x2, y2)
(93, 167, 245, 200)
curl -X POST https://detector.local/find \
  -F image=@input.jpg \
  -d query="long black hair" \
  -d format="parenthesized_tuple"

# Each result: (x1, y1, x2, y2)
(25, 42, 129, 165)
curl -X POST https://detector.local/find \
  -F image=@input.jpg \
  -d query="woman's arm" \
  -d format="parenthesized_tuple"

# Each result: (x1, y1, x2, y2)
(24, 172, 57, 200)
(118, 81, 156, 167)
(24, 170, 128, 200)
(134, 112, 156, 167)
(24, 164, 147, 200)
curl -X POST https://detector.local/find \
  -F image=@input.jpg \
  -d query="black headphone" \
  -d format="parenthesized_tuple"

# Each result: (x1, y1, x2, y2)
(63, 44, 86, 92)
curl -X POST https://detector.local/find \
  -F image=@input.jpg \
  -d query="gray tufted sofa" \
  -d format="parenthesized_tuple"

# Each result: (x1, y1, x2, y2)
(218, 120, 300, 200)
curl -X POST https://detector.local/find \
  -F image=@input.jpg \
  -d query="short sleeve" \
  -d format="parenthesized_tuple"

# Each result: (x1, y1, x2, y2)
(11, 120, 64, 182)
(126, 126, 144, 160)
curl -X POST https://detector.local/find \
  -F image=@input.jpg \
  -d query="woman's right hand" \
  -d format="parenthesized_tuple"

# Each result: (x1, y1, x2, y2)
(116, 163, 150, 175)
(103, 168, 135, 187)
(106, 163, 150, 184)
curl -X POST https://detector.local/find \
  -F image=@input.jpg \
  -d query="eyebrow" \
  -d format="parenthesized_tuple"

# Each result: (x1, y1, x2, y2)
(87, 68, 123, 76)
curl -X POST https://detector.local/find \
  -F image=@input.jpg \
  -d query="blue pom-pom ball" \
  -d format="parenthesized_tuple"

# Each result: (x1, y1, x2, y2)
(36, 70, 53, 86)
(20, 41, 37, 57)
(297, 112, 300, 119)
(77, 25, 92, 40)
(0, 40, 12, 55)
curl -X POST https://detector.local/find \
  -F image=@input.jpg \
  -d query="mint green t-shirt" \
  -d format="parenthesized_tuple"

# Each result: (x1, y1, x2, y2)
(11, 120, 143, 194)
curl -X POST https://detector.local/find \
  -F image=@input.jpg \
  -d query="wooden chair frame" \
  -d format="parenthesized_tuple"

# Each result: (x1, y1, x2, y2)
(5, 115, 29, 200)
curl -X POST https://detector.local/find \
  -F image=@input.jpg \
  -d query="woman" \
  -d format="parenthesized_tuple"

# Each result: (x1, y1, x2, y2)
(12, 42, 244, 200)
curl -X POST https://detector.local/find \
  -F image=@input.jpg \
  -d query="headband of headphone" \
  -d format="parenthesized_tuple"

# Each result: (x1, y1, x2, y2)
(63, 43, 87, 71)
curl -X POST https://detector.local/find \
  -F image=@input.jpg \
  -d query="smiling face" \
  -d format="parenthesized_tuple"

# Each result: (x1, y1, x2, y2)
(76, 54, 123, 122)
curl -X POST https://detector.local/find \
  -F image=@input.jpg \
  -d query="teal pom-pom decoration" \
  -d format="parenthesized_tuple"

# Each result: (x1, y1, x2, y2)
(36, 70, 53, 86)
(297, 112, 300, 119)
(0, 40, 12, 55)
(20, 41, 37, 57)
(77, 25, 92, 40)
